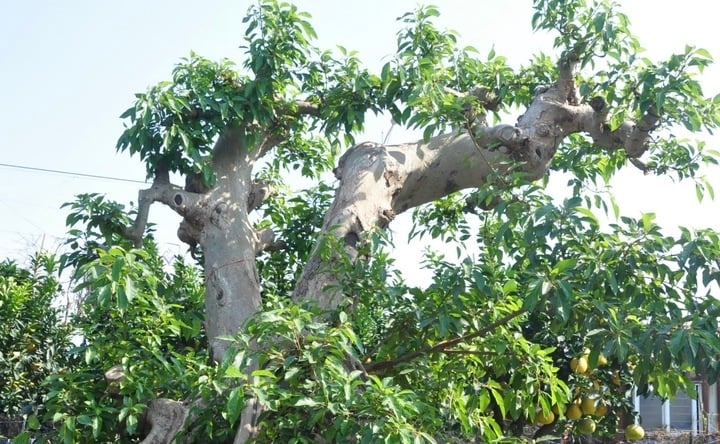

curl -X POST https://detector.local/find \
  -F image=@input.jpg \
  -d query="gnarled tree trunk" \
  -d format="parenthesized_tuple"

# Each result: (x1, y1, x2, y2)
(294, 58, 657, 310)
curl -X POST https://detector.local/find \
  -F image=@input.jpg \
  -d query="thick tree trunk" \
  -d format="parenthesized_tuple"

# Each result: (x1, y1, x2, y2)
(292, 125, 547, 308)
(133, 128, 273, 444)
(201, 187, 260, 362)
(200, 166, 263, 444)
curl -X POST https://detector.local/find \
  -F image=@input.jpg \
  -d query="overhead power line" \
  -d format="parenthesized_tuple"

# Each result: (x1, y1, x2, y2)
(0, 162, 147, 184)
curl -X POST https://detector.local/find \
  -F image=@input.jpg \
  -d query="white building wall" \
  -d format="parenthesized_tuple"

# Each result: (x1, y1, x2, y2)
(707, 383, 718, 433)
(636, 387, 700, 432)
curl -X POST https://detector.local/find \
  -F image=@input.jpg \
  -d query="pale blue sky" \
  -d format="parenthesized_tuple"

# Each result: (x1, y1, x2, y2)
(1, 1, 718, 268)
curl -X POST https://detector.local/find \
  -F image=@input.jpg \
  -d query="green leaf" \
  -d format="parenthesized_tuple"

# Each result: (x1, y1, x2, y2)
(251, 369, 277, 379)
(694, 47, 713, 60)
(225, 365, 245, 379)
(111, 257, 125, 281)
(640, 212, 656, 232)
(553, 258, 577, 274)
(574, 207, 598, 225)
(124, 275, 137, 303)
(12, 432, 30, 444)
(77, 414, 92, 426)
(92, 416, 102, 438)
(294, 397, 319, 407)
(26, 415, 40, 430)
(226, 386, 244, 424)
(555, 281, 573, 322)
(117, 285, 128, 310)
(696, 182, 705, 202)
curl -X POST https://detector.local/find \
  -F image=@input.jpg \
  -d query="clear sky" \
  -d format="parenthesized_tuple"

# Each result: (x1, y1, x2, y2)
(1, 1, 718, 270)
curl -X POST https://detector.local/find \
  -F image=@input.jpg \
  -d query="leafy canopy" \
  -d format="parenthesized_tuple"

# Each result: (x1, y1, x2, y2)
(14, 0, 720, 443)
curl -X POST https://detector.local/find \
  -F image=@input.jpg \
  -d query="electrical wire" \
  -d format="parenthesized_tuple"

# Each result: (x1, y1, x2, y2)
(0, 162, 147, 184)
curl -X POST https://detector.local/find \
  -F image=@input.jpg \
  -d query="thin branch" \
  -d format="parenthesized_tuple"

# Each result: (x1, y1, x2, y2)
(365, 307, 528, 373)
(295, 100, 320, 116)
(629, 157, 650, 174)
(581, 95, 661, 158)
(443, 85, 501, 111)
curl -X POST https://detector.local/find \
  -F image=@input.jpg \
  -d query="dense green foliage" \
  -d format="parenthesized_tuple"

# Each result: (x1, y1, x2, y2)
(4, 0, 720, 442)
(0, 256, 71, 438)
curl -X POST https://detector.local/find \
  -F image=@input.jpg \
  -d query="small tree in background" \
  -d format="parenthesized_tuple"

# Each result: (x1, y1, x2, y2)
(0, 255, 71, 438)
(17, 1, 720, 442)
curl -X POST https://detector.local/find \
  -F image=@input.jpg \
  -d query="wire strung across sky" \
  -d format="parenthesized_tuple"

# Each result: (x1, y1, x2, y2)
(0, 162, 147, 184)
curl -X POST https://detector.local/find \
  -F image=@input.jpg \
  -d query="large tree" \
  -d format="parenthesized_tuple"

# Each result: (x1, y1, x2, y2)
(36, 1, 720, 443)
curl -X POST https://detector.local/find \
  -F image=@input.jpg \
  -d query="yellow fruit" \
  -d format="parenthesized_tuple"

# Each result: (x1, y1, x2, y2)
(611, 372, 621, 386)
(580, 397, 596, 415)
(535, 409, 555, 425)
(597, 353, 608, 367)
(594, 400, 608, 417)
(566, 403, 582, 420)
(570, 356, 588, 374)
(578, 418, 596, 434)
(625, 424, 645, 441)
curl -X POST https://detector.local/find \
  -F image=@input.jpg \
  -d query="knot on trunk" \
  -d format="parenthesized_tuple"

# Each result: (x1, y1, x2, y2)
(140, 399, 189, 444)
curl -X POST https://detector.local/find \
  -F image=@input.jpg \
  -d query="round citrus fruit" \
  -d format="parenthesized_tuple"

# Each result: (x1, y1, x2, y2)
(580, 397, 596, 415)
(578, 418, 596, 434)
(566, 403, 582, 420)
(625, 424, 645, 441)
(535, 409, 555, 425)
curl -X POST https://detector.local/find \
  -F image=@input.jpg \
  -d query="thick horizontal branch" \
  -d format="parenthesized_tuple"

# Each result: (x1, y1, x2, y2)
(294, 125, 536, 308)
(295, 100, 320, 116)
(294, 73, 663, 310)
(580, 96, 661, 158)
(126, 179, 205, 247)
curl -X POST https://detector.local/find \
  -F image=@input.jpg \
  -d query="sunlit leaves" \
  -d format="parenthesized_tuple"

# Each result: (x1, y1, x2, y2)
(400, 166, 720, 438)
(532, 0, 641, 68)
(381, 6, 518, 137)
(59, 193, 139, 273)
(632, 46, 719, 132)
(243, 1, 316, 83)
(209, 297, 438, 443)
